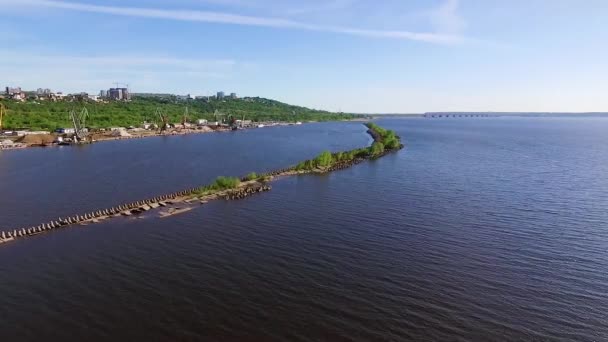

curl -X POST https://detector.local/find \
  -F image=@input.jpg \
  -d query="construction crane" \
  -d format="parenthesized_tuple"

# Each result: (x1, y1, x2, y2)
(182, 106, 189, 127)
(113, 82, 129, 90)
(69, 107, 90, 142)
(226, 114, 238, 130)
(155, 107, 169, 132)
(0, 103, 5, 131)
(213, 109, 225, 124)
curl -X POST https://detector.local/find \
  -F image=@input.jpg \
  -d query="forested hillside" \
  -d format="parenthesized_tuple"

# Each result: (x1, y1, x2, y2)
(0, 96, 363, 130)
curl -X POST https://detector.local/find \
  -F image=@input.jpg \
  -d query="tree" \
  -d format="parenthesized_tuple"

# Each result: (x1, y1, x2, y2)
(304, 160, 315, 170)
(384, 137, 400, 149)
(314, 150, 333, 168)
(370, 141, 385, 155)
(355, 148, 369, 158)
(214, 176, 240, 189)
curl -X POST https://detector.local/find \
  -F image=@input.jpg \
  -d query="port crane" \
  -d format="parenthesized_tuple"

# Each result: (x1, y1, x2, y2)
(155, 107, 169, 132)
(226, 114, 239, 130)
(0, 103, 5, 131)
(213, 109, 225, 124)
(69, 107, 90, 142)
(182, 106, 190, 127)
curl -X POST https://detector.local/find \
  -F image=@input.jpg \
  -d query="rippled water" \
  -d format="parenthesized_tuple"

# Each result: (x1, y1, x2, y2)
(1, 118, 607, 341)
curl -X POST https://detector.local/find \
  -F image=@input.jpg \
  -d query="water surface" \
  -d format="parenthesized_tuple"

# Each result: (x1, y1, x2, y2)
(1, 118, 607, 341)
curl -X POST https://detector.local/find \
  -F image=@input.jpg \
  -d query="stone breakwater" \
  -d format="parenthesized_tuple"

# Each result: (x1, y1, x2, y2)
(0, 124, 401, 246)
(0, 183, 271, 245)
(221, 184, 272, 200)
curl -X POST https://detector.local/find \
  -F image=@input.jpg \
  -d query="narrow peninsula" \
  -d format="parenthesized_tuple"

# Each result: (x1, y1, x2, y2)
(0, 123, 403, 245)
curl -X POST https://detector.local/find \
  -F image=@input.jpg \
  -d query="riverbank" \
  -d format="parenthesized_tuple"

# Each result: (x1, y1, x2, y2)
(0, 121, 316, 150)
(0, 123, 402, 245)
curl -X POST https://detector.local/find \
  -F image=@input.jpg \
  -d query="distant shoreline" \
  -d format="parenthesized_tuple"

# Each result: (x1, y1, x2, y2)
(374, 112, 608, 118)
(0, 121, 310, 151)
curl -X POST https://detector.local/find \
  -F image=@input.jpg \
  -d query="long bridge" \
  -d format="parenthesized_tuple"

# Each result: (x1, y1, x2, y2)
(424, 113, 491, 118)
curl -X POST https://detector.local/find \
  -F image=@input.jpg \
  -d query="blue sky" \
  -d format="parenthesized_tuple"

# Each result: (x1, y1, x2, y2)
(1, 0, 607, 113)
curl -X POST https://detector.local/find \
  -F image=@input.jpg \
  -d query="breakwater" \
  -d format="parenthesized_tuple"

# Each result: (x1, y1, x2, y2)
(0, 123, 401, 245)
(0, 183, 272, 243)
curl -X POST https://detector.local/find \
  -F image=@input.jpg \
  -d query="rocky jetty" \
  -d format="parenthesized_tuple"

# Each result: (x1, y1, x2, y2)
(222, 184, 272, 200)
(0, 182, 272, 245)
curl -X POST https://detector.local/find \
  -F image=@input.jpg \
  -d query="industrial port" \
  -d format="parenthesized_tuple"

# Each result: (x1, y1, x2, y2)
(0, 102, 302, 150)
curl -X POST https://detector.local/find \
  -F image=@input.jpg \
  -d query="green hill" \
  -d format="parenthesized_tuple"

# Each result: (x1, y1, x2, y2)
(0, 96, 363, 131)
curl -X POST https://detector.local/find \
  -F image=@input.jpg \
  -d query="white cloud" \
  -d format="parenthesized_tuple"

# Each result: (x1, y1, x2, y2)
(8, 0, 465, 44)
(430, 0, 466, 34)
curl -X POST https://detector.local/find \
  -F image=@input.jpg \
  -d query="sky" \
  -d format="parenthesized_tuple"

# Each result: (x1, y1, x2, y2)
(1, 0, 607, 113)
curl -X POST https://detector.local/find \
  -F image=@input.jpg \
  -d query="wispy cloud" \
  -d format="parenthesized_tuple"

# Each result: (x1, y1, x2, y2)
(430, 0, 466, 34)
(0, 49, 236, 71)
(9, 0, 464, 44)
(281, 0, 355, 16)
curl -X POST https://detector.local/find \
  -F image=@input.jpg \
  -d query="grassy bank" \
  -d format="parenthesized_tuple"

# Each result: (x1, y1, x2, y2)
(291, 122, 403, 172)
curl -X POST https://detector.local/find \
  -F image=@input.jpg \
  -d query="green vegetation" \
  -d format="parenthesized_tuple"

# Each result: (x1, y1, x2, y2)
(365, 122, 386, 135)
(245, 172, 258, 181)
(184, 122, 401, 199)
(194, 176, 241, 196)
(294, 159, 315, 171)
(313, 151, 333, 168)
(0, 96, 363, 131)
(370, 141, 385, 155)
(293, 150, 336, 170)
(293, 122, 402, 172)
(294, 148, 363, 171)
(213, 176, 240, 189)
(365, 122, 403, 150)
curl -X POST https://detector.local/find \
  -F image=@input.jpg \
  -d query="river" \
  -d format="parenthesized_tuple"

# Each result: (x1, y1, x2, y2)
(1, 118, 607, 341)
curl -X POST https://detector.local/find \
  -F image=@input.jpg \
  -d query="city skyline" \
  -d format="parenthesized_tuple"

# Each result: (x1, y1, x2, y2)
(4, 84, 240, 97)
(1, 0, 607, 113)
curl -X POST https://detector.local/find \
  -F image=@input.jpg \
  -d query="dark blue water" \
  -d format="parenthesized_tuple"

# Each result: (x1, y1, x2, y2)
(1, 118, 607, 341)
(0, 122, 369, 228)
